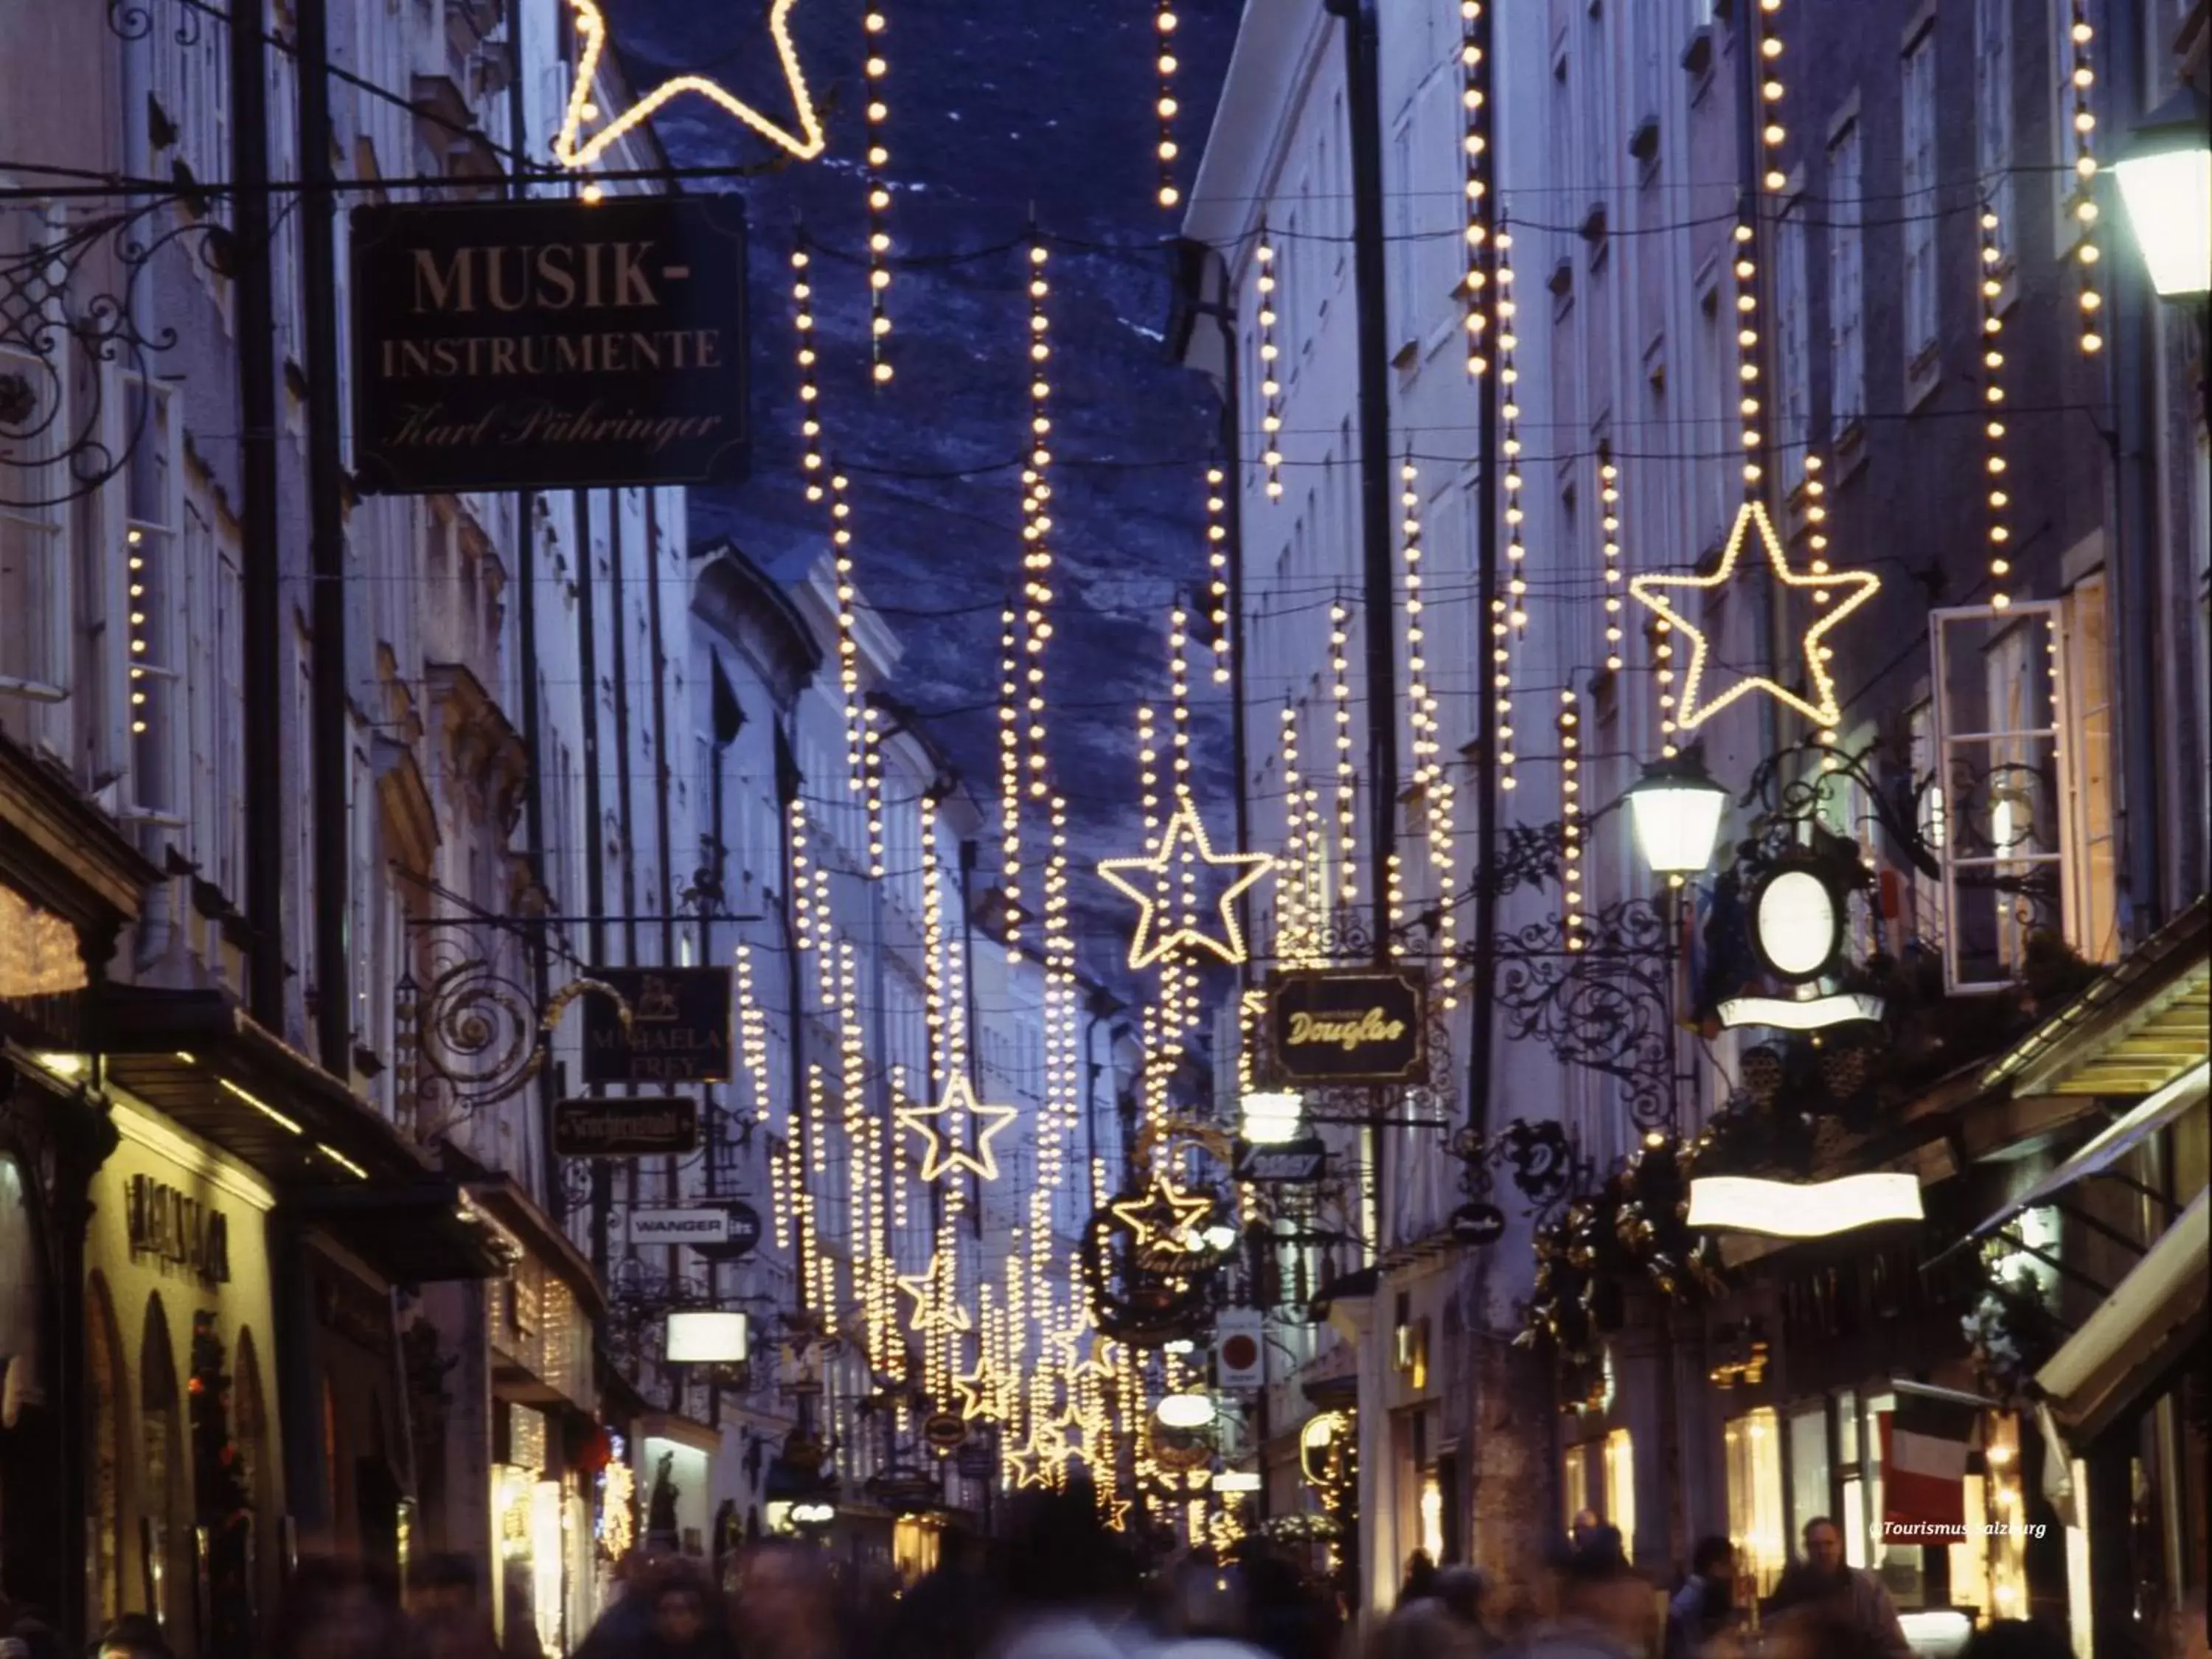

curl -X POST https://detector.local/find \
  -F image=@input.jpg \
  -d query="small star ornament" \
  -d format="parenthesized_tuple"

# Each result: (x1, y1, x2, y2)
(897, 1072, 1020, 1183)
(1109, 1172, 1214, 1255)
(1097, 790, 1273, 970)
(555, 0, 827, 170)
(1627, 500, 1880, 731)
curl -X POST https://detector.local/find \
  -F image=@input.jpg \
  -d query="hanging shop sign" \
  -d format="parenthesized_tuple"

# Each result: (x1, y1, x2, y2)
(630, 1208, 732, 1248)
(1214, 1310, 1266, 1391)
(922, 1412, 968, 1453)
(125, 1175, 232, 1284)
(552, 1096, 701, 1158)
(581, 967, 732, 1085)
(1266, 969, 1427, 1085)
(349, 195, 750, 495)
(1234, 1137, 1327, 1184)
(690, 1202, 765, 1262)
(1450, 1201, 1506, 1248)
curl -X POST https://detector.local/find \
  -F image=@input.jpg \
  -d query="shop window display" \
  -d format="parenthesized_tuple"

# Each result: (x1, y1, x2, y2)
(140, 1294, 183, 1632)
(1725, 1407, 1786, 1593)
(189, 1311, 256, 1656)
(86, 1273, 125, 1631)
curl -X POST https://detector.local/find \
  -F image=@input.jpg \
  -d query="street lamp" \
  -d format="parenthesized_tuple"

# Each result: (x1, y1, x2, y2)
(2112, 88, 2211, 299)
(1623, 754, 1730, 877)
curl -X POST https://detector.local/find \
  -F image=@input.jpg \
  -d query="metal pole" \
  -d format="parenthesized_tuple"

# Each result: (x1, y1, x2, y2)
(296, 0, 350, 1079)
(231, 0, 287, 1032)
(1326, 0, 1401, 967)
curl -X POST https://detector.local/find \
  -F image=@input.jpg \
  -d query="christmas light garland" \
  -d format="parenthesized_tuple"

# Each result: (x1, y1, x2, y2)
(863, 4, 894, 383)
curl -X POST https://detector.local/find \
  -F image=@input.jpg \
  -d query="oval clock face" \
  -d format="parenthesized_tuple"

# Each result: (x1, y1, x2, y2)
(1754, 868, 1841, 981)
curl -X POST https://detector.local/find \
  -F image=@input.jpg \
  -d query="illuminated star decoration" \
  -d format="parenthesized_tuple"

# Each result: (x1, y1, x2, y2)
(897, 1253, 972, 1335)
(954, 1360, 1003, 1422)
(1097, 789, 1274, 970)
(554, 0, 827, 170)
(1109, 1172, 1213, 1255)
(1626, 501, 1879, 732)
(897, 1071, 1020, 1183)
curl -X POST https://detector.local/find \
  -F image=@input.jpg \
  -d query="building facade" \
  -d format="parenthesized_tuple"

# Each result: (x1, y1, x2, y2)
(1185, 0, 2205, 1645)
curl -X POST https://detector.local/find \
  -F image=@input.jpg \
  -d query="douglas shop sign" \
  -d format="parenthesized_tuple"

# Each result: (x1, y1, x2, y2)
(1265, 969, 1428, 1085)
(349, 195, 749, 493)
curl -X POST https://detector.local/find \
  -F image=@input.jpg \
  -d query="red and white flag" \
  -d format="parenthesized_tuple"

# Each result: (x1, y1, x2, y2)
(1879, 1384, 1980, 1541)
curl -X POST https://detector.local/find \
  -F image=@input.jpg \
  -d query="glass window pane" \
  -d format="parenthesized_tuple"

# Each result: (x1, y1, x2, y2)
(1790, 1405, 1831, 1547)
(1726, 1408, 1787, 1593)
(1604, 1428, 1636, 1557)
(1837, 1388, 1860, 1465)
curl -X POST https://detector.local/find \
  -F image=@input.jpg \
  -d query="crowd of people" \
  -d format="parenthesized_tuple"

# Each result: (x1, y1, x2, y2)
(0, 1498, 2087, 1659)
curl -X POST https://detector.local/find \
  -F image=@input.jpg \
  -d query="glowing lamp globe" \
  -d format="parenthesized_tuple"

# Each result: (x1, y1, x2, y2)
(2112, 90, 2211, 299)
(1624, 755, 1729, 877)
(1156, 1392, 1217, 1430)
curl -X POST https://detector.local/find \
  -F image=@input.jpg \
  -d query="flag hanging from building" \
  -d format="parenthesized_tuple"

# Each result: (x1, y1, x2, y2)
(1879, 1382, 1980, 1540)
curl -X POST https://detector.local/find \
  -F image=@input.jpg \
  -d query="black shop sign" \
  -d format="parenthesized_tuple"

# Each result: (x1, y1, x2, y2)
(582, 967, 732, 1085)
(552, 1096, 701, 1159)
(349, 195, 750, 494)
(1266, 969, 1428, 1085)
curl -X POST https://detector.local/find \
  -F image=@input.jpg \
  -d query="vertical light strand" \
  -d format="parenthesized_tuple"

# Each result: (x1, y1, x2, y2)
(1597, 442, 1625, 674)
(1496, 219, 1526, 789)
(1733, 206, 1764, 501)
(1255, 234, 1284, 501)
(1978, 196, 2013, 611)
(736, 941, 773, 1123)
(1559, 691, 1585, 950)
(1206, 464, 1231, 685)
(830, 468, 865, 812)
(1155, 0, 1180, 208)
(1806, 448, 1838, 762)
(1328, 602, 1357, 914)
(1400, 458, 1458, 1004)
(862, 4, 894, 382)
(919, 790, 947, 1097)
(863, 698, 886, 877)
(1277, 703, 1313, 966)
(838, 939, 872, 1362)
(1757, 0, 1787, 195)
(790, 796, 815, 957)
(125, 529, 150, 733)
(1458, 0, 1490, 377)
(998, 605, 1024, 954)
(1023, 239, 1057, 816)
(2065, 2, 2104, 355)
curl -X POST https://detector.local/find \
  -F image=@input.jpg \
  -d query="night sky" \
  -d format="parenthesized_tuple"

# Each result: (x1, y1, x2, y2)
(615, 0, 1244, 979)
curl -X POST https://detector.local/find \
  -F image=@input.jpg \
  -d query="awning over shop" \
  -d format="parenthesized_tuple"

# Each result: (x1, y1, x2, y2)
(1980, 897, 2209, 1101)
(1964, 1060, 2209, 1240)
(2036, 1186, 2208, 1447)
(95, 986, 511, 1282)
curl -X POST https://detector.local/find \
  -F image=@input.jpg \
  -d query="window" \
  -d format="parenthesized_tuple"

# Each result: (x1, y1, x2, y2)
(2062, 576, 2116, 960)
(1976, 0, 2016, 234)
(1725, 1406, 1786, 1593)
(1562, 1443, 1590, 1534)
(1774, 199, 1810, 484)
(1788, 1403, 1831, 1550)
(1900, 29, 1940, 366)
(1928, 604, 2069, 992)
(1603, 1428, 1637, 1556)
(1827, 122, 1866, 428)
(0, 347, 69, 701)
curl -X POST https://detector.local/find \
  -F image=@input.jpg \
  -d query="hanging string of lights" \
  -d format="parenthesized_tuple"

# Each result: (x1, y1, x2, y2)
(1979, 198, 2013, 611)
(1496, 220, 1526, 798)
(736, 941, 773, 1124)
(1155, 0, 1180, 209)
(1023, 238, 1058, 815)
(999, 605, 1024, 955)
(1597, 442, 1625, 675)
(1399, 458, 1458, 1004)
(2065, 2, 2104, 355)
(1458, 0, 1491, 378)
(791, 241, 869, 812)
(1206, 465, 1231, 686)
(1757, 0, 1787, 195)
(1559, 689, 1585, 950)
(1329, 602, 1357, 914)
(1255, 233, 1284, 501)
(863, 4, 894, 383)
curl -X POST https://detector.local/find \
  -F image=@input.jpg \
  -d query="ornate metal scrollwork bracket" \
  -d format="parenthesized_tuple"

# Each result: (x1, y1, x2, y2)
(392, 917, 631, 1133)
